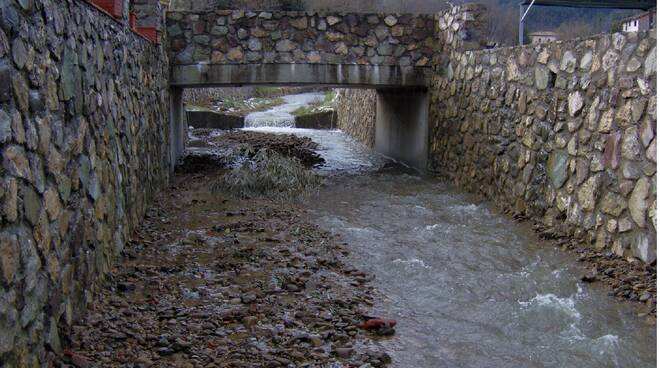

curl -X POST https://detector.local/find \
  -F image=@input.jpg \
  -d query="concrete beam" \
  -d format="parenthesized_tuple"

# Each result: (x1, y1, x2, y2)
(170, 63, 431, 89)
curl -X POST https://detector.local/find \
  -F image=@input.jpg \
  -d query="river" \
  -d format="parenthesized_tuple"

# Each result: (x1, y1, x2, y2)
(244, 92, 326, 128)
(243, 97, 656, 367)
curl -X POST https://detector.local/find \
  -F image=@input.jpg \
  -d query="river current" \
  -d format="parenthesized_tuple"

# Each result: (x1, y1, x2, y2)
(242, 122, 656, 367)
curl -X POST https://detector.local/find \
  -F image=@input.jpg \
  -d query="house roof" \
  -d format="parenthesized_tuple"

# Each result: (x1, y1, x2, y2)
(620, 8, 656, 22)
(528, 31, 559, 36)
(519, 0, 655, 10)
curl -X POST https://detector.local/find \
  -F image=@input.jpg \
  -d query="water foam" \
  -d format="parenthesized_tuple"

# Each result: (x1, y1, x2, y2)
(596, 334, 620, 346)
(393, 258, 431, 269)
(518, 293, 582, 320)
(451, 203, 480, 212)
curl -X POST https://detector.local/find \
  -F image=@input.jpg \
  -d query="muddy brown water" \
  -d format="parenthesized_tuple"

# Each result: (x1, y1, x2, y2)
(242, 126, 656, 368)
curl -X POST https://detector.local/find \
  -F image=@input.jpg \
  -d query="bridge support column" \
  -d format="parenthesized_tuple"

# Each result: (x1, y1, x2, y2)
(375, 90, 429, 171)
(169, 87, 186, 170)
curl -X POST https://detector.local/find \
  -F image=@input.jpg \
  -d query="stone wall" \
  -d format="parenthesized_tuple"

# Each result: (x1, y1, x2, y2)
(333, 5, 657, 263)
(0, 0, 169, 364)
(335, 89, 377, 148)
(133, 0, 165, 30)
(429, 7, 657, 262)
(166, 10, 436, 66)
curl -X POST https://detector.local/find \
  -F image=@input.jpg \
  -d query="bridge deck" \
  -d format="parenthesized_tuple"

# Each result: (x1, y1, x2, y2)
(170, 63, 431, 89)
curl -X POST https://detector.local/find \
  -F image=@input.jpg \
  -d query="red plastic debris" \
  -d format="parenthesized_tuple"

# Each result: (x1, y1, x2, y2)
(358, 318, 397, 330)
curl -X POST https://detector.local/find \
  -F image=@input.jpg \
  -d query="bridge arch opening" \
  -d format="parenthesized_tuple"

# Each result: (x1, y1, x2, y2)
(170, 84, 430, 172)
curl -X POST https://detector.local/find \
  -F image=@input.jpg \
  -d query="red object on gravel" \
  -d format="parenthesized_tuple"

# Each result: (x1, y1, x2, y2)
(358, 318, 397, 330)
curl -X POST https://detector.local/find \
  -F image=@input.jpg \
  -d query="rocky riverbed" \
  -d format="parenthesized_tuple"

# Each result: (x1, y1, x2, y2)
(58, 129, 656, 367)
(58, 141, 390, 367)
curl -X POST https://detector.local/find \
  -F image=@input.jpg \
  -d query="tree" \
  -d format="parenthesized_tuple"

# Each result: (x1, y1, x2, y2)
(555, 20, 597, 40)
(474, 0, 519, 47)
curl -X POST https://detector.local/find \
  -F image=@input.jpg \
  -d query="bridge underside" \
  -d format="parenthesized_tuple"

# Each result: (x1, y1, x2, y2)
(171, 64, 431, 89)
(169, 63, 430, 171)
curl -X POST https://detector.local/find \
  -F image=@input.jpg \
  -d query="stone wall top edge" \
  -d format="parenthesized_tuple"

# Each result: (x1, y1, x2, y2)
(165, 9, 439, 17)
(462, 29, 656, 56)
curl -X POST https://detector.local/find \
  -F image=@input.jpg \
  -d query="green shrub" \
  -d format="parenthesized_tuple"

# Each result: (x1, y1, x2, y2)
(254, 87, 283, 98)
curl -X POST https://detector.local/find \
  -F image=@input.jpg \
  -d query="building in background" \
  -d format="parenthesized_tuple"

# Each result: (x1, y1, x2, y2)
(621, 8, 656, 32)
(528, 31, 559, 44)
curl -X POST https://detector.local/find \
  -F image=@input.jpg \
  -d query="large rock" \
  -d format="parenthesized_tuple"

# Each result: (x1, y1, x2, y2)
(534, 65, 550, 89)
(567, 92, 584, 117)
(603, 132, 621, 170)
(646, 138, 656, 163)
(384, 15, 398, 26)
(600, 192, 626, 216)
(631, 233, 656, 263)
(579, 51, 592, 70)
(503, 56, 519, 81)
(2, 145, 31, 179)
(577, 175, 599, 211)
(43, 187, 61, 221)
(621, 127, 642, 160)
(629, 177, 649, 228)
(326, 16, 341, 26)
(0, 233, 19, 284)
(289, 17, 308, 30)
(61, 45, 79, 101)
(276, 40, 296, 52)
(11, 38, 27, 70)
(598, 109, 614, 133)
(560, 51, 576, 73)
(247, 38, 261, 51)
(22, 184, 41, 225)
(547, 151, 569, 189)
(226, 47, 244, 61)
(644, 46, 656, 77)
(0, 110, 10, 143)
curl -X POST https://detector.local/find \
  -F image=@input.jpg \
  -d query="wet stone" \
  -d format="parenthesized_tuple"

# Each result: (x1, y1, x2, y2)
(534, 66, 550, 90)
(0, 233, 19, 284)
(12, 74, 29, 112)
(0, 110, 10, 143)
(3, 145, 31, 179)
(11, 38, 27, 69)
(622, 127, 642, 160)
(629, 177, 649, 228)
(547, 151, 569, 189)
(22, 184, 40, 225)
(0, 62, 12, 102)
(603, 132, 621, 170)
(384, 15, 397, 26)
(568, 92, 584, 117)
(601, 192, 626, 216)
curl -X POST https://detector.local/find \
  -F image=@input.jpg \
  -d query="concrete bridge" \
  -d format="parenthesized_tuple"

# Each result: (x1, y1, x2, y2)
(166, 9, 442, 169)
